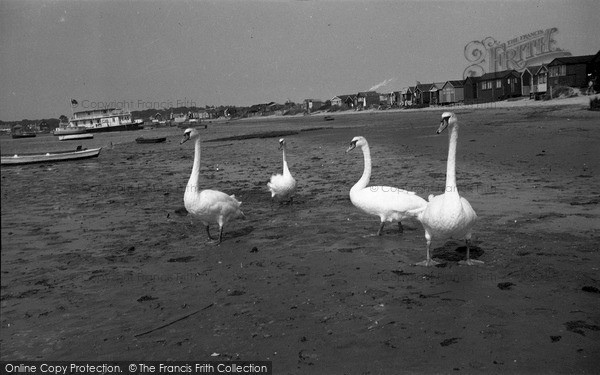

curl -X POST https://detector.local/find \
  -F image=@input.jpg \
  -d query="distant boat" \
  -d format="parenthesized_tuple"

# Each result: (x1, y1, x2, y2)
(1, 147, 102, 165)
(69, 108, 142, 133)
(324, 115, 335, 121)
(53, 124, 88, 136)
(12, 133, 36, 139)
(58, 133, 94, 141)
(11, 125, 36, 138)
(136, 137, 166, 144)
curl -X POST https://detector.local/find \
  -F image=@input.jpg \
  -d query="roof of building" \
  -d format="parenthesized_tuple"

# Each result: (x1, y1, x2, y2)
(444, 80, 465, 88)
(548, 54, 595, 66)
(477, 70, 520, 81)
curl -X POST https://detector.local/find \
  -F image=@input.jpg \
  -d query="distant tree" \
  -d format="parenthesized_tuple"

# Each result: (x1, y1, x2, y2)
(59, 115, 68, 123)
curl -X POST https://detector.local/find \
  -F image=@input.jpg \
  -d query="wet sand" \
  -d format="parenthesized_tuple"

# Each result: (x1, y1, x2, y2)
(1, 102, 599, 373)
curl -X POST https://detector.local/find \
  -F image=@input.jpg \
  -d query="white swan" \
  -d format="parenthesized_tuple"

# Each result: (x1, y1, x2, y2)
(267, 138, 297, 204)
(181, 128, 245, 245)
(414, 112, 479, 266)
(346, 136, 427, 236)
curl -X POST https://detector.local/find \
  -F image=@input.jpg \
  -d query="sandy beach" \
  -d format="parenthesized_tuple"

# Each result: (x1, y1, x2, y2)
(1, 98, 599, 373)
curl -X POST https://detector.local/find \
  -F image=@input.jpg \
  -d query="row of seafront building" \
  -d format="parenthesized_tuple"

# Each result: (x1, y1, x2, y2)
(306, 50, 600, 112)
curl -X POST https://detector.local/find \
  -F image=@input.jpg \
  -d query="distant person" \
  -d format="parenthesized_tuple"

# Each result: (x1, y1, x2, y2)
(587, 79, 595, 95)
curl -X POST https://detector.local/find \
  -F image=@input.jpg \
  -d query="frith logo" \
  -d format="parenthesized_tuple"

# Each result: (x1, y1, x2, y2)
(463, 28, 571, 78)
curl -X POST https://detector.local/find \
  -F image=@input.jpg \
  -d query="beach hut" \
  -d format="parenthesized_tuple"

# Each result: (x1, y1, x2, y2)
(428, 83, 445, 105)
(331, 95, 356, 108)
(521, 65, 548, 99)
(473, 70, 522, 102)
(440, 80, 465, 105)
(401, 87, 415, 106)
(356, 91, 380, 108)
(547, 54, 596, 91)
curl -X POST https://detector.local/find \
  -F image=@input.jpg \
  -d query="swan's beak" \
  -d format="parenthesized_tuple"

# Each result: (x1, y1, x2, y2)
(278, 143, 284, 150)
(180, 134, 190, 144)
(345, 143, 356, 153)
(437, 118, 449, 134)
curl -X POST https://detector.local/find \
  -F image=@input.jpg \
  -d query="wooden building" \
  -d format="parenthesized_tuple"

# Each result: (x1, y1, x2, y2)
(356, 91, 380, 108)
(331, 95, 356, 108)
(547, 54, 596, 91)
(521, 65, 548, 99)
(440, 80, 465, 104)
(468, 70, 522, 103)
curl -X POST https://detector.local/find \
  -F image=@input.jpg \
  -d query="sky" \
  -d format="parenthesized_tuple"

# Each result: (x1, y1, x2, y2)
(1, 0, 599, 121)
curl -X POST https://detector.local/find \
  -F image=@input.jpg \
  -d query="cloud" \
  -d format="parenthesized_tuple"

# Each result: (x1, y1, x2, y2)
(368, 77, 396, 91)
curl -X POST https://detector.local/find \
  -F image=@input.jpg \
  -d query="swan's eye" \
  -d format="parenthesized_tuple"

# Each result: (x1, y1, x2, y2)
(351, 140, 357, 146)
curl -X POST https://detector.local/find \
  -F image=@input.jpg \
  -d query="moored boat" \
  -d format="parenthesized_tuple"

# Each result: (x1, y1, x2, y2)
(11, 125, 37, 138)
(136, 137, 167, 144)
(53, 124, 89, 136)
(69, 108, 142, 133)
(11, 133, 37, 139)
(1, 147, 102, 165)
(58, 133, 94, 141)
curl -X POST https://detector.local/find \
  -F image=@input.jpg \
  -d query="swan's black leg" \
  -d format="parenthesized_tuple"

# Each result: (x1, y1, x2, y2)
(376, 222, 385, 236)
(217, 226, 224, 244)
(398, 222, 404, 233)
(206, 225, 214, 240)
(459, 239, 484, 265)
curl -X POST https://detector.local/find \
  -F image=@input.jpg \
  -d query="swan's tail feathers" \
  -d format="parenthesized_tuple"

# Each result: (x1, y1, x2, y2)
(406, 206, 426, 218)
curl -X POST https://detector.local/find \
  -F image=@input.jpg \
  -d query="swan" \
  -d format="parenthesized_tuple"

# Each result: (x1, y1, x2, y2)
(180, 128, 245, 245)
(346, 136, 427, 236)
(267, 138, 297, 204)
(414, 112, 479, 266)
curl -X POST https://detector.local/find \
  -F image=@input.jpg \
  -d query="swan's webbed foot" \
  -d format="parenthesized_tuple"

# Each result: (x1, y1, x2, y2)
(206, 226, 224, 246)
(458, 239, 482, 265)
(415, 259, 440, 267)
(458, 259, 484, 266)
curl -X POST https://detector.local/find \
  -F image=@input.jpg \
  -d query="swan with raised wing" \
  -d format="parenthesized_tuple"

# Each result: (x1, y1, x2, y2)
(181, 128, 245, 245)
(414, 112, 479, 266)
(346, 136, 426, 236)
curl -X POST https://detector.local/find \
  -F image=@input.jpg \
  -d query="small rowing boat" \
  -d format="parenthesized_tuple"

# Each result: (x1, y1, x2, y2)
(58, 133, 94, 141)
(1, 147, 102, 165)
(136, 137, 166, 144)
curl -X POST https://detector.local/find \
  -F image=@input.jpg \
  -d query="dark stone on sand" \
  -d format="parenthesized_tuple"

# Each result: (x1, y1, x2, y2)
(137, 295, 157, 302)
(497, 282, 515, 290)
(440, 337, 460, 347)
(250, 246, 258, 253)
(581, 286, 600, 294)
(550, 335, 562, 342)
(564, 320, 600, 336)
(227, 290, 245, 296)
(167, 256, 194, 263)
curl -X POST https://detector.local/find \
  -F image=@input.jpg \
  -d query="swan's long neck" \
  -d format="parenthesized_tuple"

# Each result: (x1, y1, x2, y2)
(353, 143, 372, 190)
(187, 137, 202, 192)
(282, 145, 291, 176)
(445, 123, 458, 194)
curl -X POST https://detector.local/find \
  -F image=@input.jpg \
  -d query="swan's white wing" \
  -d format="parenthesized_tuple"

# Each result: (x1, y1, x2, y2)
(351, 187, 427, 220)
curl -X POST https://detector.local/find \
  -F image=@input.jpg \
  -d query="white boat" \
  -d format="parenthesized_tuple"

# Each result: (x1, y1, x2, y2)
(1, 147, 102, 165)
(53, 124, 88, 136)
(58, 133, 94, 141)
(69, 108, 142, 133)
